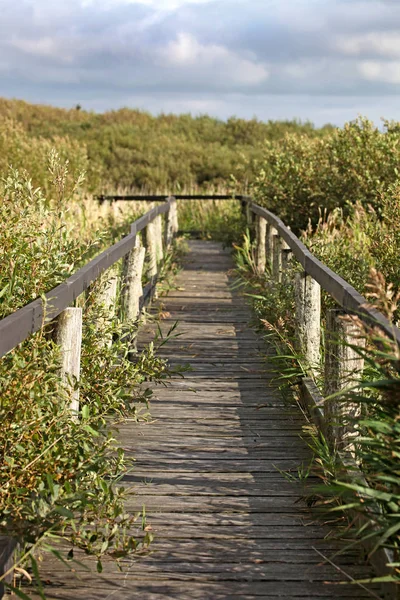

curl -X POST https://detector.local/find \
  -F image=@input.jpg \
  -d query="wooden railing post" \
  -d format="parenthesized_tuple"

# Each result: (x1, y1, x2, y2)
(0, 538, 18, 598)
(295, 271, 321, 374)
(121, 237, 145, 323)
(145, 220, 158, 281)
(324, 309, 365, 450)
(255, 215, 267, 274)
(165, 197, 178, 248)
(154, 214, 164, 264)
(95, 271, 118, 348)
(240, 199, 247, 219)
(280, 240, 292, 279)
(246, 204, 255, 239)
(272, 232, 282, 281)
(54, 307, 82, 416)
(266, 225, 276, 273)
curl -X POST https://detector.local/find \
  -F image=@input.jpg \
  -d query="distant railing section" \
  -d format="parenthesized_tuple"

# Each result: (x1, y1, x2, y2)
(97, 194, 244, 203)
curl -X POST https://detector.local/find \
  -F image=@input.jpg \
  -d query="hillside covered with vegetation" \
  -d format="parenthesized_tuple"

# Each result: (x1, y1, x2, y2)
(0, 97, 332, 192)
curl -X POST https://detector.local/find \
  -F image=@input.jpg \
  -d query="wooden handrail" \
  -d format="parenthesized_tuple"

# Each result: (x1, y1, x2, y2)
(3, 193, 399, 357)
(249, 201, 400, 346)
(0, 199, 173, 359)
(97, 194, 242, 202)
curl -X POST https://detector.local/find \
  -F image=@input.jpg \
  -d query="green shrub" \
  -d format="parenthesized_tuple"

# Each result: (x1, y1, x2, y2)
(253, 117, 400, 232)
(0, 97, 330, 192)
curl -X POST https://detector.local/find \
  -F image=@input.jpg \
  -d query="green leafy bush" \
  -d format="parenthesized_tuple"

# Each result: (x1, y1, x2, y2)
(178, 199, 246, 246)
(253, 117, 400, 232)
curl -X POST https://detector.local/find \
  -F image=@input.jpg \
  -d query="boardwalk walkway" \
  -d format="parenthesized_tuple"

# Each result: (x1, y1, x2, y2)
(32, 241, 375, 599)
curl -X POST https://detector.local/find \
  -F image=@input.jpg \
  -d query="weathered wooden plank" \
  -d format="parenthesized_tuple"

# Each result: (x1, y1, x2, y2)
(129, 482, 314, 497)
(141, 408, 303, 419)
(125, 436, 304, 449)
(46, 562, 370, 581)
(144, 404, 301, 415)
(132, 416, 303, 427)
(126, 471, 302, 483)
(128, 538, 362, 554)
(124, 496, 309, 512)
(143, 396, 295, 407)
(151, 380, 278, 389)
(126, 448, 310, 460)
(131, 459, 305, 473)
(125, 549, 363, 564)
(125, 524, 346, 541)
(27, 577, 378, 599)
(98, 194, 240, 201)
(126, 427, 302, 437)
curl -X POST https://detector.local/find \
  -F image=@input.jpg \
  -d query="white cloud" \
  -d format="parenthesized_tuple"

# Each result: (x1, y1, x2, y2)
(2, 0, 400, 126)
(9, 36, 75, 63)
(160, 33, 269, 85)
(10, 36, 55, 58)
(282, 59, 326, 80)
(359, 60, 400, 84)
(335, 31, 400, 58)
(82, 0, 216, 10)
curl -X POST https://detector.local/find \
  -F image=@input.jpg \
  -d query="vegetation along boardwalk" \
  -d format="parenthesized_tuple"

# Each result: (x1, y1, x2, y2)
(31, 240, 377, 599)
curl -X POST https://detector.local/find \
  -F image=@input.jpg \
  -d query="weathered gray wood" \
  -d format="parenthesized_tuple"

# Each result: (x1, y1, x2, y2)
(131, 481, 311, 497)
(27, 579, 378, 599)
(245, 201, 255, 233)
(154, 214, 164, 263)
(299, 378, 326, 434)
(265, 223, 275, 272)
(280, 238, 292, 279)
(272, 231, 282, 282)
(121, 237, 145, 323)
(145, 219, 158, 280)
(295, 271, 321, 374)
(0, 201, 172, 359)
(250, 202, 400, 346)
(99, 194, 241, 201)
(255, 215, 267, 273)
(0, 537, 17, 598)
(54, 307, 82, 415)
(124, 496, 311, 512)
(324, 309, 365, 449)
(164, 197, 178, 248)
(95, 270, 118, 348)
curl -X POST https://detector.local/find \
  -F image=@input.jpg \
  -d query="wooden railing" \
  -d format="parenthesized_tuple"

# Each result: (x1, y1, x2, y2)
(0, 196, 179, 595)
(247, 199, 397, 594)
(0, 198, 178, 360)
(0, 193, 397, 596)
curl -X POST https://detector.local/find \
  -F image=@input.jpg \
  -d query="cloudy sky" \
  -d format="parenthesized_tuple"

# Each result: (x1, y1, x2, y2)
(1, 0, 400, 125)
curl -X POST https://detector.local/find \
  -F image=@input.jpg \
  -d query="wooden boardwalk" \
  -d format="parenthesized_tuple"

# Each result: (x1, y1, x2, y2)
(31, 241, 376, 599)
